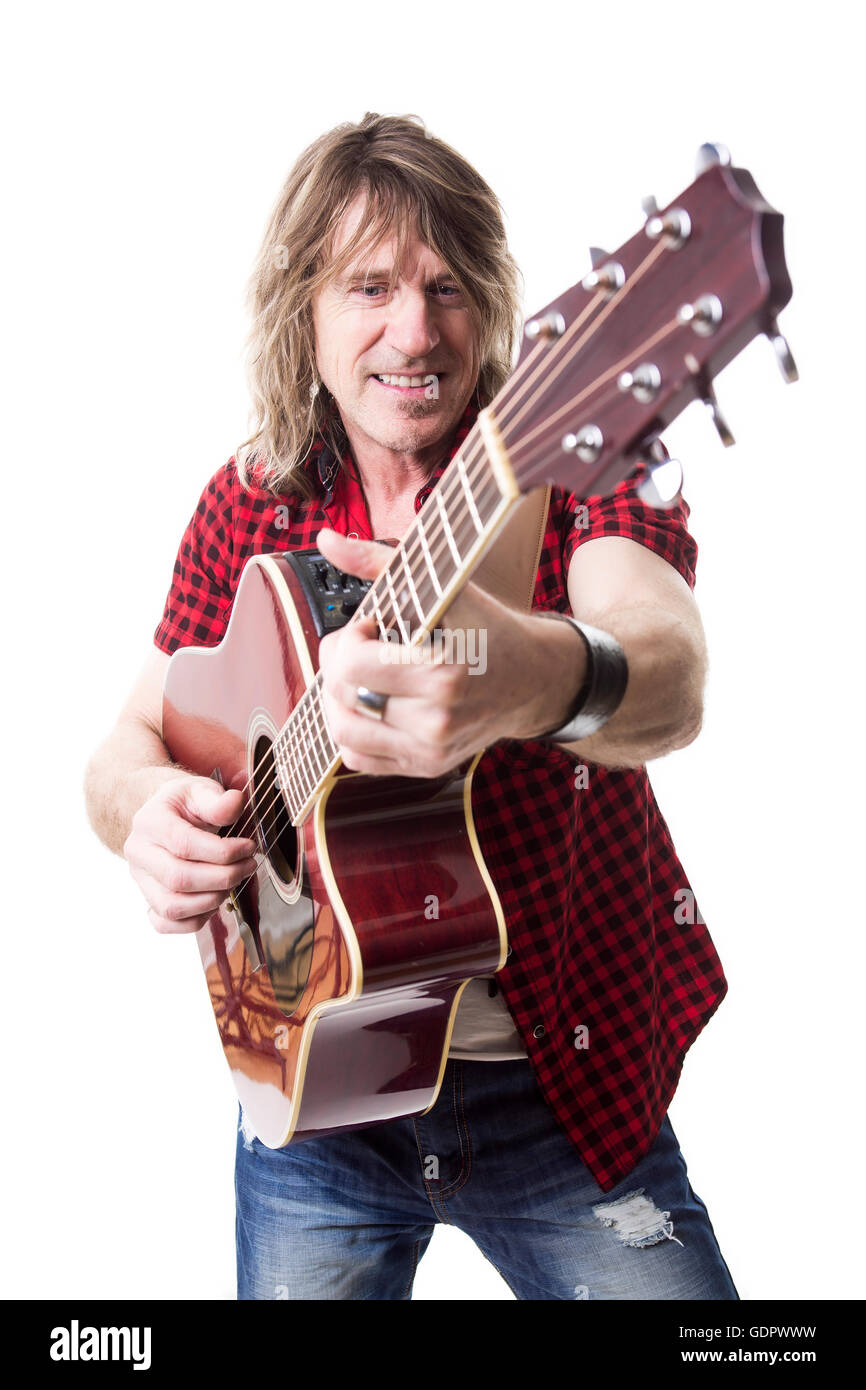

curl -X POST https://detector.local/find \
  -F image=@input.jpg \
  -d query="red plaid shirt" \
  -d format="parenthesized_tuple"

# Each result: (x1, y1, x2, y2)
(155, 403, 727, 1192)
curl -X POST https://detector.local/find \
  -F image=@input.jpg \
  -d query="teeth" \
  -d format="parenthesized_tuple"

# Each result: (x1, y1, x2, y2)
(376, 373, 438, 387)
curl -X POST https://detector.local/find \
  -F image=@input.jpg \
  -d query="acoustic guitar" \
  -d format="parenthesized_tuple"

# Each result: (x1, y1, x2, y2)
(162, 145, 797, 1147)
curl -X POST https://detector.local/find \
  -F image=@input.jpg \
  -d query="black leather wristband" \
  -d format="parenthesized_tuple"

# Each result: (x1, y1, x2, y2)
(536, 611, 629, 742)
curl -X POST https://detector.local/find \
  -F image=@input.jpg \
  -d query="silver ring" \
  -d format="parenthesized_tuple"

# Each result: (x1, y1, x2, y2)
(355, 686, 388, 721)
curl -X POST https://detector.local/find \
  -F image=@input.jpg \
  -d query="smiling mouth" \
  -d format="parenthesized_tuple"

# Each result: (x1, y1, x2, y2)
(372, 372, 441, 393)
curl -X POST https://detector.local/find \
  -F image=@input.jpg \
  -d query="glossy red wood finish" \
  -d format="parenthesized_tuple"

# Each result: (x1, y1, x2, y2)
(507, 160, 794, 498)
(162, 554, 503, 1147)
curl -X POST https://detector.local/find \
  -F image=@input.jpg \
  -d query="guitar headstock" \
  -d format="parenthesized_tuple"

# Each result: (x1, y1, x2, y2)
(498, 144, 797, 503)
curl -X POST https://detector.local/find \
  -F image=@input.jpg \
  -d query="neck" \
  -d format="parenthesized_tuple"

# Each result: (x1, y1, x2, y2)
(341, 422, 462, 509)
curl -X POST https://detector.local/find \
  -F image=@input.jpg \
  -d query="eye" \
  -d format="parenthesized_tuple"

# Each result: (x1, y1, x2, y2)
(350, 283, 388, 299)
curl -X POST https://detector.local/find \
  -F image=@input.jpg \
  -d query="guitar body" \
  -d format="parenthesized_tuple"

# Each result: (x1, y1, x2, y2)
(162, 552, 507, 1148)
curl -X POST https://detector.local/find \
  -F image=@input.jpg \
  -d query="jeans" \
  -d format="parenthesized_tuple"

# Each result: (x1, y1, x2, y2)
(235, 1058, 738, 1300)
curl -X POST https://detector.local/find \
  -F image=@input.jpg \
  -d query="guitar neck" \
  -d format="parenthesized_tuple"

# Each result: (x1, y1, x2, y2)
(273, 410, 521, 824)
(263, 150, 799, 837)
(357, 411, 518, 641)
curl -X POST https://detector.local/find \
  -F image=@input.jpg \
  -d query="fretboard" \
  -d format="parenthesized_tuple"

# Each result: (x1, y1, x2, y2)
(272, 414, 519, 824)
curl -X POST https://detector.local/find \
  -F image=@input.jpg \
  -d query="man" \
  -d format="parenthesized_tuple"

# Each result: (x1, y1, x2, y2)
(85, 112, 738, 1300)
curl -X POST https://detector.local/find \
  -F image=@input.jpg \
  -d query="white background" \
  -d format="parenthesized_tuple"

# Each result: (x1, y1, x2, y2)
(2, 0, 862, 1301)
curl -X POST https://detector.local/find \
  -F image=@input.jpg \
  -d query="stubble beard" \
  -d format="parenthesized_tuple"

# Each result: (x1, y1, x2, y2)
(362, 392, 456, 454)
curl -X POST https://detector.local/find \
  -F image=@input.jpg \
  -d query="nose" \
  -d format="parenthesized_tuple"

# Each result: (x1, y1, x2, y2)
(384, 285, 440, 361)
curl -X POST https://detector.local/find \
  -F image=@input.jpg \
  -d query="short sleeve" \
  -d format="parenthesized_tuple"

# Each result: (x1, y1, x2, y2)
(153, 462, 237, 655)
(559, 464, 698, 592)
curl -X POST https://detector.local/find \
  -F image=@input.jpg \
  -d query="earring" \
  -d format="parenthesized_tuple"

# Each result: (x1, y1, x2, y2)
(309, 379, 320, 400)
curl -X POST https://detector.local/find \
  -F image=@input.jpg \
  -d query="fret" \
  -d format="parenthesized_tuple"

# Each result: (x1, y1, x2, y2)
(310, 692, 330, 778)
(275, 735, 301, 821)
(369, 584, 390, 639)
(416, 512, 443, 597)
(475, 475, 505, 527)
(383, 567, 410, 643)
(301, 693, 327, 781)
(457, 452, 483, 533)
(411, 563, 439, 625)
(265, 429, 518, 812)
(447, 506, 480, 569)
(398, 547, 426, 625)
(301, 702, 327, 791)
(288, 720, 314, 802)
(311, 681, 338, 767)
(272, 738, 293, 817)
(434, 486, 463, 567)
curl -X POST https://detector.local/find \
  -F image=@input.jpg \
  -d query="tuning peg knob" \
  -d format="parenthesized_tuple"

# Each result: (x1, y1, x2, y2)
(678, 293, 724, 336)
(582, 260, 625, 296)
(589, 246, 611, 269)
(562, 424, 604, 463)
(702, 381, 735, 447)
(695, 142, 732, 175)
(642, 195, 659, 221)
(524, 311, 566, 342)
(618, 362, 661, 403)
(645, 207, 692, 249)
(636, 442, 683, 510)
(767, 318, 799, 383)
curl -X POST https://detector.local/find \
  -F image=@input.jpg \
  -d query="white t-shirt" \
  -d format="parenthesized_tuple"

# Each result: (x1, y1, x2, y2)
(448, 976, 528, 1060)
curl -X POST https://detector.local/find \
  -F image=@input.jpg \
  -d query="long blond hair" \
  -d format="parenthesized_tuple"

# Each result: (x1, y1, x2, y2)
(236, 112, 522, 498)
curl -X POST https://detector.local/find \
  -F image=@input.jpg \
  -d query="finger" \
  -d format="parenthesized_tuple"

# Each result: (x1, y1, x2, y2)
(130, 841, 258, 894)
(146, 878, 242, 928)
(319, 613, 380, 661)
(143, 806, 255, 856)
(323, 683, 457, 769)
(180, 781, 250, 830)
(325, 684, 431, 742)
(157, 815, 258, 865)
(315, 528, 394, 582)
(328, 632, 448, 698)
(339, 744, 407, 776)
(147, 905, 218, 936)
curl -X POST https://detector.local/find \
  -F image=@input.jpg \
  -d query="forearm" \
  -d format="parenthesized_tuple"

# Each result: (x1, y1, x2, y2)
(514, 603, 706, 768)
(84, 718, 189, 856)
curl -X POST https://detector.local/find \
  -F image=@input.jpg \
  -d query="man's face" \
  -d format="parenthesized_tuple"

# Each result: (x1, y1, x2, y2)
(311, 193, 480, 459)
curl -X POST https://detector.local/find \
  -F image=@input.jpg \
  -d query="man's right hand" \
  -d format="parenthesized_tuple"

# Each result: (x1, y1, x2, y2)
(123, 777, 258, 935)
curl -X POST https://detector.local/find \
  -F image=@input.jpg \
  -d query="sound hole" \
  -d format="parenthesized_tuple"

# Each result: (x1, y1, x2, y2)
(252, 734, 300, 887)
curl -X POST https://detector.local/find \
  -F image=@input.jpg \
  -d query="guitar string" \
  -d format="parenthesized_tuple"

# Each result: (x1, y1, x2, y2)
(215, 243, 675, 867)
(225, 302, 678, 871)
(238, 291, 682, 850)
(511, 315, 679, 471)
(496, 238, 667, 458)
(238, 466, 504, 843)
(215, 352, 553, 847)
(223, 302, 681, 876)
(230, 331, 676, 875)
(215, 450, 504, 856)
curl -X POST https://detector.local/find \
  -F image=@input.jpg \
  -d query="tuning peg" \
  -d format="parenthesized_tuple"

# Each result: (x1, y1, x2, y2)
(641, 195, 659, 221)
(524, 311, 566, 342)
(767, 318, 799, 383)
(695, 142, 732, 175)
(702, 381, 735, 447)
(636, 442, 683, 510)
(589, 246, 610, 269)
(582, 260, 625, 295)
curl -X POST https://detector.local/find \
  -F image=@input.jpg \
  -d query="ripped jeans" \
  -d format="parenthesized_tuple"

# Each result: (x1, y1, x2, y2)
(235, 1058, 739, 1300)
